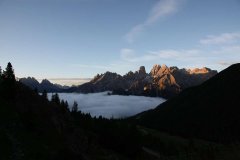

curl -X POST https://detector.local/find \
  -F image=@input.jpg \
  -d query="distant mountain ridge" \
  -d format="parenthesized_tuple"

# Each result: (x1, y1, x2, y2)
(19, 77, 69, 92)
(68, 64, 217, 98)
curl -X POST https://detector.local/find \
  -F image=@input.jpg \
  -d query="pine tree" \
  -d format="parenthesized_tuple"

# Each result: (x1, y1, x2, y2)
(65, 101, 69, 108)
(3, 62, 15, 81)
(34, 87, 38, 95)
(42, 90, 47, 99)
(0, 66, 2, 81)
(65, 101, 69, 110)
(55, 93, 60, 105)
(1, 62, 16, 98)
(72, 101, 78, 112)
(51, 93, 60, 105)
(60, 100, 65, 106)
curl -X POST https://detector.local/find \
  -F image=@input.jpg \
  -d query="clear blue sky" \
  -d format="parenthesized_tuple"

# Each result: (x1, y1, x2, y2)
(0, 0, 240, 78)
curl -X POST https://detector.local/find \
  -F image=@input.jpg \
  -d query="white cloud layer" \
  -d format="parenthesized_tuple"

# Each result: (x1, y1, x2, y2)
(125, 0, 182, 43)
(52, 92, 165, 118)
(200, 32, 240, 45)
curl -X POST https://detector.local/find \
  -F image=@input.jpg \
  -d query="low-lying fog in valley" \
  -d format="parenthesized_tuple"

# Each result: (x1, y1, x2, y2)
(48, 92, 165, 118)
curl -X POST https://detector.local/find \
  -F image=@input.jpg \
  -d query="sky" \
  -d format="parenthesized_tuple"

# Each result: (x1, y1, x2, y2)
(0, 0, 240, 79)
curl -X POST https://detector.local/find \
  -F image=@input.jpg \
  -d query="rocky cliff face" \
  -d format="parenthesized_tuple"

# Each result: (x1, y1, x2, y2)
(149, 64, 181, 97)
(70, 64, 217, 98)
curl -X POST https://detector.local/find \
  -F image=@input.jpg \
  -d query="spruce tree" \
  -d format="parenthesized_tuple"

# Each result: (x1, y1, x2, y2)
(1, 62, 16, 99)
(60, 100, 65, 106)
(51, 93, 60, 105)
(0, 66, 2, 81)
(3, 62, 15, 81)
(65, 101, 69, 108)
(72, 101, 78, 112)
(42, 90, 47, 99)
(65, 101, 69, 111)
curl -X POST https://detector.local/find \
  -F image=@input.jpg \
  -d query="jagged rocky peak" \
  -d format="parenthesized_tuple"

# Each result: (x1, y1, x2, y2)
(159, 64, 170, 74)
(94, 74, 101, 79)
(138, 66, 146, 74)
(150, 64, 170, 76)
(91, 72, 118, 82)
(161, 64, 167, 69)
(91, 74, 101, 83)
(97, 71, 122, 83)
(19, 77, 40, 87)
(126, 71, 134, 76)
(169, 66, 179, 72)
(20, 77, 38, 82)
(41, 79, 51, 84)
(102, 71, 118, 78)
(150, 64, 161, 76)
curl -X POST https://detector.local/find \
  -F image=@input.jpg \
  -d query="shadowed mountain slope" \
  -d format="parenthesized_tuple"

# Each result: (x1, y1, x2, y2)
(134, 63, 240, 143)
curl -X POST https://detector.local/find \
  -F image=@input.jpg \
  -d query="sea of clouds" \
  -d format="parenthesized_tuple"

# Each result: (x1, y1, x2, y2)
(48, 92, 165, 118)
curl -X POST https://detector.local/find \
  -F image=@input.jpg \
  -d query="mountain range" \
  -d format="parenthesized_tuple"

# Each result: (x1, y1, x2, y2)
(19, 65, 217, 98)
(19, 77, 69, 92)
(68, 64, 217, 98)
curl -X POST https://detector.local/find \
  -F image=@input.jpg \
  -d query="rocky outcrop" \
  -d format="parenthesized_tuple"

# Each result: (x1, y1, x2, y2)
(70, 64, 217, 98)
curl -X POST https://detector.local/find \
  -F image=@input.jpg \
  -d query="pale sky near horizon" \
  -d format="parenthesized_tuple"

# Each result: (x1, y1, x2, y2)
(0, 0, 240, 78)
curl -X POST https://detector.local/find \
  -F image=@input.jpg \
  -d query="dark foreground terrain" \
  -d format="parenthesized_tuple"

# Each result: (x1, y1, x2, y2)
(1, 62, 240, 160)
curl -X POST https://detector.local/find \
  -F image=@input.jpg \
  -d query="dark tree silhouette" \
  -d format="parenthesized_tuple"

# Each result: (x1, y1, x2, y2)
(0, 63, 16, 99)
(0, 66, 2, 81)
(42, 89, 47, 99)
(34, 87, 38, 94)
(65, 100, 69, 108)
(72, 101, 78, 112)
(3, 62, 15, 81)
(0, 66, 2, 76)
(60, 100, 65, 106)
(51, 93, 60, 105)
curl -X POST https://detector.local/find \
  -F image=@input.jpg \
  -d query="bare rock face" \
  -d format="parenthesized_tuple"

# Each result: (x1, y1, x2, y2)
(150, 64, 161, 76)
(150, 64, 181, 97)
(70, 64, 218, 99)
